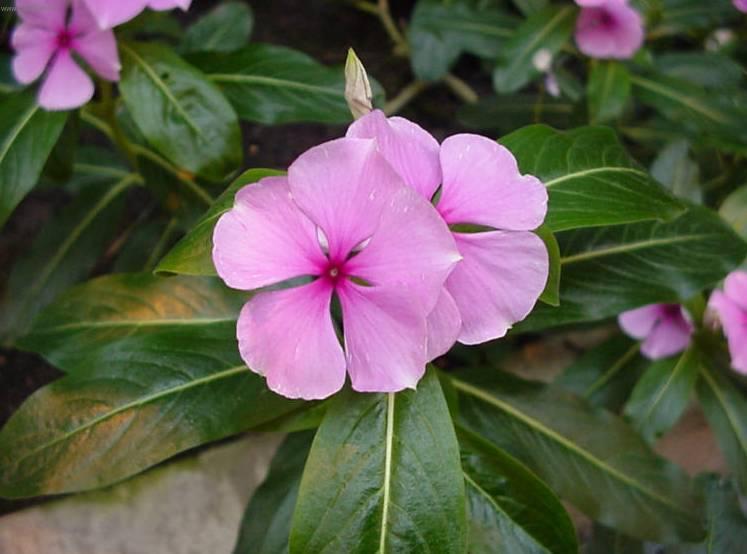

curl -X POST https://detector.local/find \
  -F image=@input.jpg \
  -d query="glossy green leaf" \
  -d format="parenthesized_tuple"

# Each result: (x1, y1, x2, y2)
(719, 185, 747, 240)
(459, 428, 577, 554)
(518, 206, 747, 331)
(112, 218, 180, 273)
(408, 0, 518, 81)
(500, 125, 684, 232)
(654, 53, 742, 90)
(155, 168, 283, 276)
(587, 61, 631, 123)
(458, 95, 580, 134)
(189, 44, 382, 125)
(234, 432, 313, 554)
(119, 42, 242, 181)
(290, 370, 467, 553)
(697, 365, 747, 493)
(651, 140, 701, 204)
(0, 89, 67, 228)
(624, 347, 699, 443)
(536, 224, 560, 306)
(556, 335, 646, 412)
(0, 174, 136, 345)
(492, 6, 575, 94)
(180, 1, 253, 53)
(453, 370, 705, 542)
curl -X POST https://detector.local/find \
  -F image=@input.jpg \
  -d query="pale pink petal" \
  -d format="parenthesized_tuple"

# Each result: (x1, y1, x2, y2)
(38, 51, 94, 111)
(640, 313, 692, 359)
(16, 0, 68, 30)
(724, 271, 747, 311)
(83, 0, 147, 29)
(287, 137, 405, 261)
(212, 177, 327, 290)
(734, 0, 747, 13)
(149, 0, 192, 10)
(575, 2, 644, 60)
(73, 15, 121, 82)
(709, 291, 747, 375)
(346, 110, 442, 201)
(618, 304, 664, 339)
(437, 134, 548, 231)
(344, 185, 460, 313)
(446, 231, 549, 344)
(426, 288, 461, 360)
(575, 0, 617, 6)
(237, 281, 346, 400)
(338, 283, 428, 392)
(11, 24, 57, 84)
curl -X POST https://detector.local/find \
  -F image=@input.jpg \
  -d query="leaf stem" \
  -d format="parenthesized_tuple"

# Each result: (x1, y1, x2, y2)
(383, 80, 429, 115)
(443, 73, 479, 104)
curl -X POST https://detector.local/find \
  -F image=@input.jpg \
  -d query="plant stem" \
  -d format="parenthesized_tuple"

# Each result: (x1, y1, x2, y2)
(99, 81, 139, 171)
(145, 216, 179, 271)
(442, 73, 479, 104)
(384, 80, 429, 115)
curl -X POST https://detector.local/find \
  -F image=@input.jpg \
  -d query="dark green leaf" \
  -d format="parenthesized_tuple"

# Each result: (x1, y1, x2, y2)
(408, 0, 518, 81)
(453, 370, 705, 542)
(650, 140, 701, 204)
(510, 0, 549, 16)
(653, 0, 736, 36)
(42, 112, 79, 183)
(697, 365, 747, 493)
(518, 206, 747, 331)
(492, 6, 575, 94)
(0, 174, 135, 344)
(112, 217, 180, 273)
(719, 185, 747, 241)
(536, 224, 560, 306)
(0, 90, 68, 227)
(556, 335, 646, 411)
(459, 428, 577, 554)
(180, 2, 253, 53)
(457, 95, 581, 135)
(500, 125, 685, 232)
(119, 42, 242, 181)
(654, 53, 742, 90)
(290, 370, 467, 553)
(234, 433, 313, 554)
(586, 523, 643, 554)
(0, 53, 19, 95)
(624, 347, 699, 443)
(587, 61, 631, 123)
(155, 168, 283, 276)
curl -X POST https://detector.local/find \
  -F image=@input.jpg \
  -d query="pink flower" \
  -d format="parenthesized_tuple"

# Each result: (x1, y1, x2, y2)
(574, 0, 644, 60)
(12, 0, 120, 110)
(735, 0, 747, 13)
(618, 304, 693, 359)
(708, 271, 747, 375)
(347, 110, 549, 352)
(83, 0, 192, 29)
(212, 138, 461, 400)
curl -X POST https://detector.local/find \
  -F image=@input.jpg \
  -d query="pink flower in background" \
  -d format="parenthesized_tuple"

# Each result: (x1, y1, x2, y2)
(83, 0, 192, 29)
(734, 0, 747, 13)
(708, 271, 747, 375)
(212, 138, 460, 400)
(12, 0, 120, 110)
(619, 304, 693, 359)
(574, 0, 644, 59)
(347, 110, 549, 351)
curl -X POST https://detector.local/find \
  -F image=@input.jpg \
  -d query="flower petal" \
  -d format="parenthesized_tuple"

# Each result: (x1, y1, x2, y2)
(38, 51, 95, 111)
(287, 137, 405, 261)
(213, 177, 327, 291)
(426, 288, 461, 360)
(11, 24, 57, 85)
(338, 283, 428, 392)
(437, 134, 548, 231)
(640, 314, 692, 359)
(724, 270, 747, 311)
(446, 231, 549, 344)
(82, 0, 147, 29)
(149, 0, 192, 10)
(346, 109, 442, 201)
(73, 17, 121, 82)
(344, 185, 460, 313)
(237, 280, 346, 400)
(709, 291, 747, 374)
(575, 2, 644, 60)
(618, 304, 663, 339)
(16, 0, 68, 30)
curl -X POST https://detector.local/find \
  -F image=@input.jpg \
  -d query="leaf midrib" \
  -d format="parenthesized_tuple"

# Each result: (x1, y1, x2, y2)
(508, 6, 573, 70)
(700, 366, 747, 459)
(379, 392, 395, 554)
(640, 349, 693, 426)
(0, 101, 38, 169)
(560, 234, 713, 265)
(631, 75, 731, 125)
(209, 74, 341, 96)
(544, 166, 646, 188)
(32, 316, 234, 335)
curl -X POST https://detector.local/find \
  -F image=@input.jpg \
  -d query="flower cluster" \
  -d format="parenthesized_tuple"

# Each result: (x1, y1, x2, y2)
(12, 0, 192, 111)
(573, 0, 644, 60)
(213, 112, 549, 400)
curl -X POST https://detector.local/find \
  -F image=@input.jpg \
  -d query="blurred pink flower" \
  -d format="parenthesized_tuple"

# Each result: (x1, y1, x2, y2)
(12, 0, 120, 110)
(708, 271, 747, 375)
(347, 110, 549, 352)
(212, 138, 460, 400)
(734, 0, 747, 13)
(574, 0, 644, 59)
(619, 304, 693, 359)
(83, 0, 192, 29)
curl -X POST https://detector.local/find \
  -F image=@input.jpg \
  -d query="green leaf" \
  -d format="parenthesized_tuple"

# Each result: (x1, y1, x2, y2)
(693, 476, 747, 553)
(42, 112, 79, 183)
(408, 0, 518, 81)
(536, 224, 560, 306)
(654, 0, 737, 36)
(0, 53, 20, 96)
(586, 523, 644, 554)
(457, 95, 580, 134)
(587, 61, 631, 123)
(180, 1, 253, 53)
(697, 365, 747, 493)
(459, 428, 578, 554)
(650, 140, 701, 204)
(0, 90, 68, 228)
(189, 44, 382, 125)
(119, 42, 242, 181)
(500, 125, 685, 232)
(289, 370, 467, 553)
(719, 185, 747, 241)
(234, 433, 313, 554)
(518, 206, 747, 331)
(556, 335, 646, 412)
(0, 174, 136, 345)
(654, 53, 743, 90)
(624, 347, 700, 443)
(155, 168, 283, 276)
(510, 0, 549, 16)
(492, 5, 575, 94)
(453, 370, 705, 542)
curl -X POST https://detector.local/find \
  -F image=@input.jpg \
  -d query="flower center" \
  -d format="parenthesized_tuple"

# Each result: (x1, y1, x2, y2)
(56, 29, 74, 50)
(597, 10, 615, 29)
(322, 261, 346, 286)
